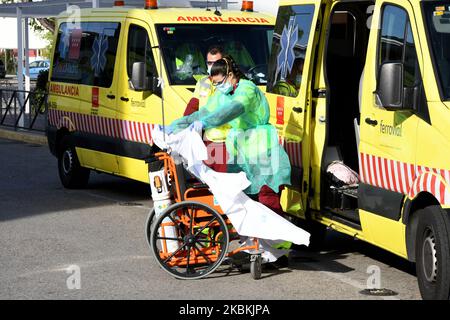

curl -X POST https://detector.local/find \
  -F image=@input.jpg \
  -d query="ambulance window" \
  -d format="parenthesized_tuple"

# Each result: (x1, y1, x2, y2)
(266, 5, 315, 97)
(155, 24, 273, 86)
(127, 24, 157, 88)
(423, 2, 450, 100)
(379, 6, 407, 64)
(378, 5, 421, 98)
(51, 22, 121, 88)
(404, 24, 420, 87)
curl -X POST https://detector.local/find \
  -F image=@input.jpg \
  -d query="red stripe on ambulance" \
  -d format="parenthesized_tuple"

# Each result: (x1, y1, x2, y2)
(361, 152, 450, 205)
(49, 109, 154, 145)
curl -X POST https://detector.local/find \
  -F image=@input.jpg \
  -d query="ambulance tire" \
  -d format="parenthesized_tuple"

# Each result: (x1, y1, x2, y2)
(415, 205, 450, 300)
(58, 136, 90, 189)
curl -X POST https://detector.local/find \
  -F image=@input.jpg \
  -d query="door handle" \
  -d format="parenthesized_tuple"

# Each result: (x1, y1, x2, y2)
(106, 94, 115, 99)
(365, 118, 378, 126)
(121, 97, 129, 102)
(293, 107, 303, 113)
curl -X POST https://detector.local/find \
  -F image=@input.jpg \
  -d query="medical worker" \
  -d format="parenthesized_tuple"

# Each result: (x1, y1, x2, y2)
(183, 45, 230, 172)
(168, 56, 291, 202)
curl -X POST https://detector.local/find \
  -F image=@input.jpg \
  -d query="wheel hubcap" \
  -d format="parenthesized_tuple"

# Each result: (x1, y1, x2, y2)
(184, 235, 196, 247)
(62, 149, 73, 175)
(422, 229, 438, 283)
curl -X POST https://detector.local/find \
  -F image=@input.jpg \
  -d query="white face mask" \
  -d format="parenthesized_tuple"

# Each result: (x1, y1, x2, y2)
(216, 81, 233, 94)
(207, 65, 212, 75)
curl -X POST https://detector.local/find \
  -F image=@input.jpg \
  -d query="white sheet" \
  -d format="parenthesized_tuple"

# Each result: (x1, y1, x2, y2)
(152, 125, 310, 262)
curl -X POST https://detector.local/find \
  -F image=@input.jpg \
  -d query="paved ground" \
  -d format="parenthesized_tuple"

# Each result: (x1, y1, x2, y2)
(0, 137, 422, 300)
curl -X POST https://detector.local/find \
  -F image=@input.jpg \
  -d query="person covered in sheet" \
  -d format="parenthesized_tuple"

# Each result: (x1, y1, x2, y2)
(168, 55, 291, 215)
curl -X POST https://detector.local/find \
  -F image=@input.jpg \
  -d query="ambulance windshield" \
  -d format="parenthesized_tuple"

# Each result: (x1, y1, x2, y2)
(156, 24, 273, 86)
(424, 2, 450, 100)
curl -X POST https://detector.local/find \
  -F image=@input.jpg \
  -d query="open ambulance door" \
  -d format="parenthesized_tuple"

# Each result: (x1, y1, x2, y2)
(265, 0, 324, 218)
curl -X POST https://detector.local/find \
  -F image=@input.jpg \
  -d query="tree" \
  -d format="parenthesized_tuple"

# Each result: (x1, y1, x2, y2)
(40, 31, 54, 60)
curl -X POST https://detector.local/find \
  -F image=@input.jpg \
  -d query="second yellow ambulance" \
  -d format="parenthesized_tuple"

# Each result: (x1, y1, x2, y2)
(267, 0, 450, 300)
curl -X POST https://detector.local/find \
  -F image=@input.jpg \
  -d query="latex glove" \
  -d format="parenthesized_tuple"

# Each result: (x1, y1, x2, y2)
(189, 120, 203, 133)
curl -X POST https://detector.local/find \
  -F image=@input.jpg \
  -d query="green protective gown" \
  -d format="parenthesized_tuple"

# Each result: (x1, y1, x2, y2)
(170, 79, 291, 194)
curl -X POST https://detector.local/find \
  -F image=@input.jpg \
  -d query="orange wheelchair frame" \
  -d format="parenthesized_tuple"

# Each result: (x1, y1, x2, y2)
(145, 151, 263, 280)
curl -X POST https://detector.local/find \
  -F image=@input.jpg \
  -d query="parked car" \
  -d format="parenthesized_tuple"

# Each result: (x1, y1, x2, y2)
(0, 60, 6, 78)
(24, 60, 50, 80)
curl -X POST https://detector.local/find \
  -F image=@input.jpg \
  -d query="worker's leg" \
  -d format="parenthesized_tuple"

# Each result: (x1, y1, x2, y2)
(258, 185, 285, 217)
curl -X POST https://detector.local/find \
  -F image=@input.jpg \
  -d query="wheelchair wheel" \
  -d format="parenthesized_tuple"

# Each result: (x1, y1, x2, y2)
(145, 208, 156, 250)
(150, 201, 229, 280)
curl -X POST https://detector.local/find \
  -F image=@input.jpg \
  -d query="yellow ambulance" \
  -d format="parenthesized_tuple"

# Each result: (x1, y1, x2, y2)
(46, 2, 274, 186)
(268, 0, 450, 299)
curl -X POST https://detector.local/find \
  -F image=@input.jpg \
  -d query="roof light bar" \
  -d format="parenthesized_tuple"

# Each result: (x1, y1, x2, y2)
(145, 0, 158, 9)
(241, 1, 253, 12)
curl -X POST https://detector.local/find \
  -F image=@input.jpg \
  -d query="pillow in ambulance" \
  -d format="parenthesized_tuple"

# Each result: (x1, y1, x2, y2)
(326, 161, 359, 186)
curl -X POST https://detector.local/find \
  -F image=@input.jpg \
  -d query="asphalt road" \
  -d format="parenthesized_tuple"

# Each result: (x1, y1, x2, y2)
(0, 137, 422, 300)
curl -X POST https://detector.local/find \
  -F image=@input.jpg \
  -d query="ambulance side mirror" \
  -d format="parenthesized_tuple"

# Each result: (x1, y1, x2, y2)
(131, 62, 149, 91)
(375, 62, 403, 110)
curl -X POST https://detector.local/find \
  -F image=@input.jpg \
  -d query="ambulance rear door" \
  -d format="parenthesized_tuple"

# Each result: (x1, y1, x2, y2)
(266, 0, 324, 218)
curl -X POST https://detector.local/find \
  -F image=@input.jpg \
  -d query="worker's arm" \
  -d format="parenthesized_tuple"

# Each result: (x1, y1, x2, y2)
(199, 81, 259, 128)
(199, 100, 245, 129)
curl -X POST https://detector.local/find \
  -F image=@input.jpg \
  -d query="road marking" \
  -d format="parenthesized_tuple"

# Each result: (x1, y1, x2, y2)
(301, 261, 401, 300)
(17, 255, 152, 278)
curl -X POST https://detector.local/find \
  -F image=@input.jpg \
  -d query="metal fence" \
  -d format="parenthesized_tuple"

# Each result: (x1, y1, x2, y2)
(0, 88, 47, 132)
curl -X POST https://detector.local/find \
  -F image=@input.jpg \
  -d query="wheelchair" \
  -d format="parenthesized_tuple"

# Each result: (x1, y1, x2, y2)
(145, 151, 263, 280)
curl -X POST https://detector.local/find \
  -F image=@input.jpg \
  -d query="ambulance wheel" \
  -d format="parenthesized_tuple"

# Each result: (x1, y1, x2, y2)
(58, 136, 90, 189)
(415, 206, 450, 300)
(250, 255, 262, 280)
(145, 208, 156, 250)
(150, 201, 229, 280)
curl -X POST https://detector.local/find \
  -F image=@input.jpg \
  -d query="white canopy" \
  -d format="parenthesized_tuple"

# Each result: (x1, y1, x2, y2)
(0, 1, 278, 18)
(0, 18, 49, 49)
(0, 0, 278, 98)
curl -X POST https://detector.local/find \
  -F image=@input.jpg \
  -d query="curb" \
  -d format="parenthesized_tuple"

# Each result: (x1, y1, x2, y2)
(0, 127, 47, 146)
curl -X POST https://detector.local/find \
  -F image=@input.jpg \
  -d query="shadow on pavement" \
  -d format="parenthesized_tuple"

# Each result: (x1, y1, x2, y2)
(0, 139, 152, 222)
(287, 230, 416, 277)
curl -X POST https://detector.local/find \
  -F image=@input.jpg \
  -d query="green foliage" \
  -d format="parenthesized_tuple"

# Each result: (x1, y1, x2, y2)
(35, 69, 49, 92)
(4, 49, 16, 74)
(40, 31, 55, 60)
(31, 69, 49, 114)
